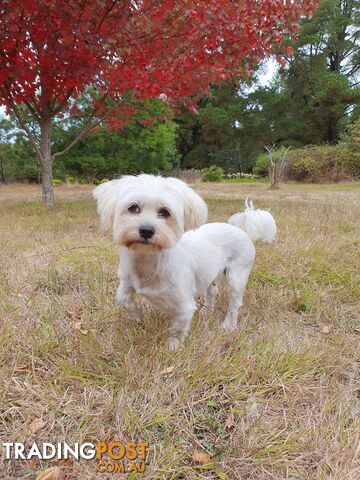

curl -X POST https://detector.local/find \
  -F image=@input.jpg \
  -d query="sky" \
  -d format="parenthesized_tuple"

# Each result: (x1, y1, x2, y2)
(258, 58, 277, 86)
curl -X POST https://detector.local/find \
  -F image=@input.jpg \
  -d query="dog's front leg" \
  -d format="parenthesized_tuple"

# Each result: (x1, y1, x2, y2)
(168, 301, 196, 351)
(116, 281, 141, 322)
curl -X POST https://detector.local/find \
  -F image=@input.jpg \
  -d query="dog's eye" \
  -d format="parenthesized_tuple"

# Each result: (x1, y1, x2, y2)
(128, 204, 140, 214)
(158, 208, 171, 219)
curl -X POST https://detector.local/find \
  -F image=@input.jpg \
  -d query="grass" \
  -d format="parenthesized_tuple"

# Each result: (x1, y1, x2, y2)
(0, 182, 359, 480)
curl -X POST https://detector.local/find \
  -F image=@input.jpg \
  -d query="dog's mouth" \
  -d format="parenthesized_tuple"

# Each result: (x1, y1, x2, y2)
(124, 239, 162, 251)
(125, 239, 150, 246)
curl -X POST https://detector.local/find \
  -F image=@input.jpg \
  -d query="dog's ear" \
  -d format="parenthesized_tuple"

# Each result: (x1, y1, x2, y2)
(182, 185, 208, 231)
(165, 178, 208, 231)
(93, 178, 129, 235)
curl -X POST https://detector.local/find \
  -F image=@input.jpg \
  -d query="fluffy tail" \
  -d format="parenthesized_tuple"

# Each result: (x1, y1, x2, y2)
(228, 197, 277, 243)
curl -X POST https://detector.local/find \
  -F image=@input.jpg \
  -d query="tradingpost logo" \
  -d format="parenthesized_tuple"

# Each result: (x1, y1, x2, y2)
(3, 441, 149, 474)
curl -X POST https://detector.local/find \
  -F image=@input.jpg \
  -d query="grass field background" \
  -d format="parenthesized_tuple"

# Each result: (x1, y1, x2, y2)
(0, 182, 359, 479)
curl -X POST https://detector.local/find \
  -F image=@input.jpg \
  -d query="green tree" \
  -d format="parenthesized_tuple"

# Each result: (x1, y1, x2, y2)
(1, 99, 178, 183)
(283, 0, 359, 143)
(54, 99, 177, 181)
(175, 0, 359, 171)
(176, 83, 257, 172)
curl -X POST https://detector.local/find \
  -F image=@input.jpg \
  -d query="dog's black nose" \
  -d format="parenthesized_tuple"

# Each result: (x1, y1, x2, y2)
(139, 225, 155, 240)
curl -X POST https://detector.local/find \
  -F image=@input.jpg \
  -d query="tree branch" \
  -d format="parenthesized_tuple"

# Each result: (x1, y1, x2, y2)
(52, 96, 128, 160)
(7, 97, 43, 164)
(52, 87, 75, 115)
(24, 100, 41, 121)
(98, 0, 120, 30)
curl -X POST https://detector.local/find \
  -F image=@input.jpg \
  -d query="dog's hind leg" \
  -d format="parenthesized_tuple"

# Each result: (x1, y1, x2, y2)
(204, 281, 219, 310)
(221, 265, 252, 332)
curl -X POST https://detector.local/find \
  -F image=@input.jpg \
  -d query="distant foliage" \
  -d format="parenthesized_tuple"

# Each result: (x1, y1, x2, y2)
(202, 165, 224, 182)
(253, 148, 289, 178)
(253, 153, 270, 177)
(287, 144, 360, 182)
(52, 99, 178, 183)
(253, 135, 360, 182)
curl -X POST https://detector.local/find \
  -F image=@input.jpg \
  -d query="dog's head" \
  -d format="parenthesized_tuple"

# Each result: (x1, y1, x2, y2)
(93, 174, 207, 252)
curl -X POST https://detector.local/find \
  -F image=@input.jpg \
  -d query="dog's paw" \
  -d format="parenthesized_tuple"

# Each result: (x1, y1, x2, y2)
(168, 336, 181, 351)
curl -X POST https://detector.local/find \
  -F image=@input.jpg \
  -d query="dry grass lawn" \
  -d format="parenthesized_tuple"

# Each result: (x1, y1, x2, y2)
(0, 182, 359, 480)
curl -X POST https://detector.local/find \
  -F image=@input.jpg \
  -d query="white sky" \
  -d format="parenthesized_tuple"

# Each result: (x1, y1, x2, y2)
(258, 58, 278, 86)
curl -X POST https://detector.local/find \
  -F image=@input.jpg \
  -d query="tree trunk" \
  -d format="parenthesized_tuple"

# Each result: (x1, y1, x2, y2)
(269, 164, 277, 189)
(0, 158, 5, 183)
(40, 117, 54, 206)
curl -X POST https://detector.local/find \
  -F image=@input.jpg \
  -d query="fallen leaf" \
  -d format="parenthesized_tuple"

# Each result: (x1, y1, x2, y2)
(225, 408, 235, 429)
(321, 325, 332, 334)
(192, 450, 212, 464)
(29, 418, 46, 434)
(74, 320, 88, 335)
(65, 307, 84, 321)
(353, 327, 360, 335)
(36, 467, 60, 480)
(160, 365, 175, 375)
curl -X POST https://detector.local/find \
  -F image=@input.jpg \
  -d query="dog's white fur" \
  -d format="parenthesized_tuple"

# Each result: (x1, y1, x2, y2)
(228, 197, 277, 243)
(93, 174, 275, 350)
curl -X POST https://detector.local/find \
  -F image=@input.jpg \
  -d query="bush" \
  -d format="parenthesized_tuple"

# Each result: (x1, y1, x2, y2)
(202, 165, 224, 182)
(66, 176, 76, 184)
(337, 144, 360, 179)
(287, 144, 360, 182)
(252, 153, 269, 177)
(93, 178, 110, 185)
(253, 147, 291, 178)
(52, 179, 63, 186)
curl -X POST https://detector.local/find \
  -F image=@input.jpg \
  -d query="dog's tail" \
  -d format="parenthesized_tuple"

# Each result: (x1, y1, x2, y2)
(228, 196, 277, 243)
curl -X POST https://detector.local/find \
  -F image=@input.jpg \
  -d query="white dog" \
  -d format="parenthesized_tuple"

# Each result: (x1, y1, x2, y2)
(93, 174, 276, 350)
(228, 196, 277, 243)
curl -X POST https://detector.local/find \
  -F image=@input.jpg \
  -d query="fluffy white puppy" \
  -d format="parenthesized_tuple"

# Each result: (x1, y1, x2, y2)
(93, 175, 273, 350)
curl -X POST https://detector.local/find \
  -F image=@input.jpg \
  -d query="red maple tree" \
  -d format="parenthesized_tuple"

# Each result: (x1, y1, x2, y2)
(0, 0, 317, 205)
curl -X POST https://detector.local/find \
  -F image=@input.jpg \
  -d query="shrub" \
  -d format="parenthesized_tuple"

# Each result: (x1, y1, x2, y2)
(19, 166, 41, 183)
(252, 153, 269, 177)
(202, 165, 224, 182)
(66, 176, 76, 184)
(253, 147, 291, 179)
(93, 178, 110, 185)
(287, 144, 359, 182)
(52, 178, 63, 186)
(336, 144, 360, 179)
